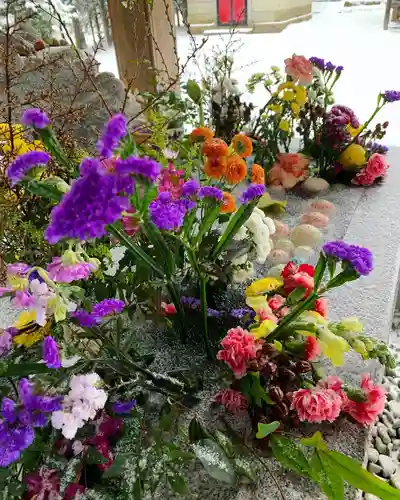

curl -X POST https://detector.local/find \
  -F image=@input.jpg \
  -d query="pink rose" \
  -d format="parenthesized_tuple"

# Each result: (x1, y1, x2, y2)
(365, 153, 388, 178)
(314, 297, 328, 317)
(284, 55, 313, 85)
(343, 374, 386, 425)
(217, 327, 263, 378)
(304, 336, 321, 361)
(291, 387, 342, 423)
(213, 389, 248, 413)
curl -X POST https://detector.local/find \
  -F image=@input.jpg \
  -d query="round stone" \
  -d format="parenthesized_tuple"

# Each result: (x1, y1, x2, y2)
(301, 177, 330, 195)
(389, 401, 400, 417)
(267, 264, 285, 278)
(368, 463, 382, 475)
(392, 439, 400, 450)
(273, 238, 295, 254)
(267, 249, 291, 266)
(367, 448, 379, 463)
(290, 224, 323, 248)
(393, 419, 400, 429)
(292, 245, 314, 262)
(300, 211, 329, 229)
(391, 470, 400, 489)
(378, 455, 397, 477)
(378, 424, 391, 444)
(308, 199, 335, 216)
(371, 426, 378, 438)
(271, 220, 289, 239)
(375, 437, 387, 454)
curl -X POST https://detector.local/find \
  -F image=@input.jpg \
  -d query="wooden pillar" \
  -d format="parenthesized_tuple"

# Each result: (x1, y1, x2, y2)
(107, 0, 178, 93)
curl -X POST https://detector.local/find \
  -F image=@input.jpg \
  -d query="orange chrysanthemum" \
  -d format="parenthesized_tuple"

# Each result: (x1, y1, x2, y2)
(202, 138, 229, 157)
(204, 155, 227, 179)
(251, 163, 265, 184)
(231, 134, 253, 158)
(221, 192, 236, 214)
(225, 154, 247, 184)
(190, 127, 214, 143)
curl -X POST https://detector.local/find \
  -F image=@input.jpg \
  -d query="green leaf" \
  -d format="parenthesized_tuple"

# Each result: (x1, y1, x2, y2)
(213, 429, 235, 457)
(188, 417, 212, 442)
(85, 447, 109, 465)
(322, 450, 400, 499)
(286, 287, 306, 306)
(300, 431, 328, 451)
(248, 372, 274, 406)
(102, 455, 127, 478)
(0, 363, 51, 377)
(193, 439, 236, 485)
(270, 434, 311, 477)
(186, 79, 202, 104)
(0, 468, 9, 483)
(168, 475, 190, 494)
(314, 252, 327, 290)
(327, 256, 337, 279)
(309, 451, 344, 500)
(25, 179, 63, 201)
(234, 456, 257, 482)
(256, 421, 280, 439)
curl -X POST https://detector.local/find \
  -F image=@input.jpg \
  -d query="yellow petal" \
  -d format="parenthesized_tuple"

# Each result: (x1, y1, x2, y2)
(245, 277, 282, 297)
(251, 320, 276, 339)
(13, 310, 37, 329)
(279, 120, 290, 132)
(318, 328, 350, 367)
(296, 329, 315, 337)
(273, 340, 283, 352)
(246, 295, 269, 311)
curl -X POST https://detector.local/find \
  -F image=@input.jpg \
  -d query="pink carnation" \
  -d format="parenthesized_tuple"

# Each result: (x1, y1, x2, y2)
(217, 327, 262, 378)
(282, 262, 315, 297)
(343, 374, 386, 426)
(268, 294, 286, 311)
(291, 387, 342, 423)
(318, 376, 346, 402)
(257, 309, 279, 323)
(213, 389, 248, 413)
(365, 153, 388, 178)
(304, 336, 321, 361)
(314, 297, 328, 317)
(284, 55, 313, 85)
(47, 257, 95, 283)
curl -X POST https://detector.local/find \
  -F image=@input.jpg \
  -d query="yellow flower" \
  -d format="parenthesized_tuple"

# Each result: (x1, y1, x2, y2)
(8, 275, 29, 291)
(48, 296, 67, 322)
(339, 317, 363, 333)
(291, 102, 301, 116)
(14, 330, 44, 347)
(268, 104, 283, 114)
(246, 295, 269, 312)
(0, 123, 23, 141)
(339, 144, 366, 167)
(279, 120, 290, 132)
(13, 310, 37, 329)
(282, 90, 295, 102)
(295, 86, 307, 106)
(245, 277, 282, 297)
(278, 81, 295, 91)
(346, 125, 364, 137)
(251, 320, 276, 339)
(318, 327, 350, 366)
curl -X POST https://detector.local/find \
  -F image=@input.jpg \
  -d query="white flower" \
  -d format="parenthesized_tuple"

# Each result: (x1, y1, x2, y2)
(51, 411, 83, 440)
(72, 440, 85, 455)
(61, 355, 81, 368)
(233, 262, 255, 283)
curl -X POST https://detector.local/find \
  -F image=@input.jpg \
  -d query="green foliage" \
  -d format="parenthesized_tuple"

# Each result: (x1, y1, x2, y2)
(255, 421, 280, 439)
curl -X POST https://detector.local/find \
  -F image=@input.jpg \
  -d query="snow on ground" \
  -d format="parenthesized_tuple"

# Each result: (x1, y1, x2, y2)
(96, 2, 400, 145)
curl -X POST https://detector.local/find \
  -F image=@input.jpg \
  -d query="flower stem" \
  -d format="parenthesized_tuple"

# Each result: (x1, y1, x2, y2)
(199, 274, 212, 360)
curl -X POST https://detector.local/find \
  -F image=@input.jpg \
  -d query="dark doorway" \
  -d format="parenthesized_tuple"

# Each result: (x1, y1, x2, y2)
(217, 0, 247, 26)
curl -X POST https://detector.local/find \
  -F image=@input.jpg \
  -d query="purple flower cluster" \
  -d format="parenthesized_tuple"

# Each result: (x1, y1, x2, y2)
(0, 379, 62, 466)
(322, 240, 373, 276)
(92, 298, 125, 318)
(149, 192, 195, 231)
(180, 296, 223, 317)
(6, 150, 51, 187)
(116, 156, 162, 182)
(309, 57, 344, 74)
(239, 184, 266, 204)
(198, 186, 223, 201)
(182, 179, 200, 197)
(230, 308, 252, 319)
(45, 158, 132, 243)
(382, 91, 400, 103)
(97, 114, 127, 158)
(325, 105, 360, 144)
(43, 336, 61, 369)
(21, 108, 50, 129)
(366, 142, 389, 155)
(112, 400, 137, 414)
(71, 310, 97, 327)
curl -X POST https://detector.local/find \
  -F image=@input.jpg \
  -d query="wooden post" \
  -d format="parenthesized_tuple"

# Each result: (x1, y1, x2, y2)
(107, 0, 178, 93)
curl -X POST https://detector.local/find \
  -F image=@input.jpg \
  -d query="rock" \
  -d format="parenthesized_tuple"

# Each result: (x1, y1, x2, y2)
(388, 428, 397, 438)
(365, 495, 380, 500)
(367, 448, 379, 463)
(393, 439, 400, 450)
(271, 220, 289, 239)
(307, 199, 335, 216)
(371, 426, 378, 438)
(267, 264, 285, 278)
(382, 415, 393, 428)
(301, 177, 330, 195)
(388, 443, 394, 454)
(273, 238, 295, 254)
(292, 245, 314, 261)
(290, 224, 323, 248)
(391, 470, 400, 489)
(383, 410, 394, 423)
(389, 401, 400, 417)
(267, 249, 291, 266)
(388, 388, 399, 401)
(300, 211, 329, 229)
(368, 463, 382, 475)
(378, 423, 391, 444)
(378, 455, 397, 477)
(375, 437, 387, 454)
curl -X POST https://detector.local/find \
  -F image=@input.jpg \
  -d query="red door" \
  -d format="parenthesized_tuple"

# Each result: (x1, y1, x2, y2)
(218, 0, 246, 25)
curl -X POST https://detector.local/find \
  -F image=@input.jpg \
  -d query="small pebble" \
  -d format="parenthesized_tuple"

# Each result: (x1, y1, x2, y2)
(389, 428, 397, 438)
(388, 443, 394, 454)
(267, 249, 291, 266)
(378, 455, 397, 477)
(382, 415, 393, 428)
(371, 426, 378, 437)
(365, 495, 380, 500)
(389, 401, 400, 417)
(383, 410, 394, 423)
(391, 470, 400, 489)
(273, 238, 295, 254)
(367, 448, 379, 463)
(290, 224, 322, 248)
(368, 463, 382, 475)
(375, 437, 387, 454)
(300, 211, 329, 229)
(393, 419, 400, 429)
(378, 423, 391, 444)
(393, 439, 400, 450)
(308, 199, 335, 216)
(301, 177, 330, 195)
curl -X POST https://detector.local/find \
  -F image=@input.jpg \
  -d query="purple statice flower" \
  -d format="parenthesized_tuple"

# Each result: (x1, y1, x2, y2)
(207, 308, 223, 318)
(366, 142, 389, 155)
(325, 105, 360, 145)
(97, 113, 127, 158)
(181, 296, 201, 309)
(182, 179, 200, 197)
(0, 329, 12, 358)
(198, 186, 223, 201)
(43, 336, 61, 369)
(71, 310, 97, 327)
(239, 184, 266, 204)
(47, 257, 95, 283)
(112, 400, 137, 414)
(325, 61, 336, 72)
(335, 65, 344, 74)
(116, 156, 162, 182)
(45, 161, 132, 244)
(322, 240, 373, 276)
(6, 150, 51, 187)
(382, 91, 400, 103)
(92, 299, 125, 319)
(21, 108, 50, 129)
(309, 57, 325, 70)
(149, 192, 195, 231)
(230, 308, 252, 319)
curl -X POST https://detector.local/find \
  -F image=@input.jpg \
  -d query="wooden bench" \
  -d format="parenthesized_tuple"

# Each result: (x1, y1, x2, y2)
(384, 0, 400, 29)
